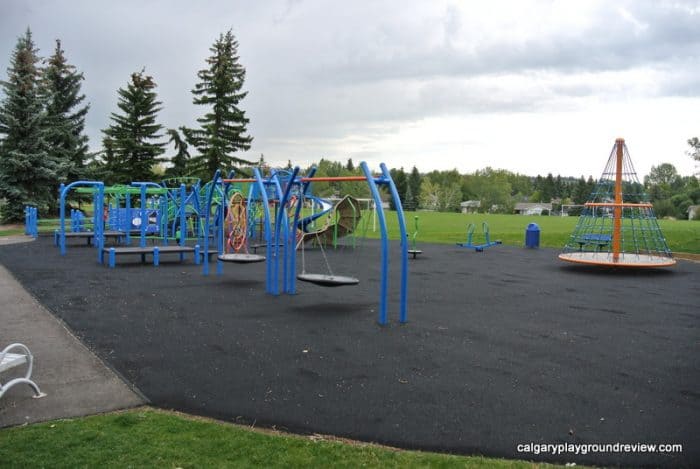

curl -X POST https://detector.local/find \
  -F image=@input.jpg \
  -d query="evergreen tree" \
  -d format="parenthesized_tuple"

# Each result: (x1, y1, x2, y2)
(95, 135, 119, 184)
(389, 167, 407, 210)
(541, 173, 555, 202)
(407, 166, 422, 210)
(0, 29, 56, 221)
(184, 30, 253, 177)
(572, 176, 589, 204)
(43, 39, 89, 186)
(102, 70, 166, 183)
(346, 158, 355, 172)
(164, 128, 190, 178)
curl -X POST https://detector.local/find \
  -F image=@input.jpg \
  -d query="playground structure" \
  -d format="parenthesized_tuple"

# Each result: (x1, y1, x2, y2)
(202, 162, 409, 325)
(53, 180, 218, 267)
(23, 161, 409, 324)
(456, 222, 502, 252)
(298, 194, 363, 248)
(407, 216, 422, 259)
(559, 138, 675, 267)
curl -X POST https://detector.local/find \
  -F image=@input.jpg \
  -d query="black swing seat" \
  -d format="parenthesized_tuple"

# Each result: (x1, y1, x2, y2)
(407, 249, 422, 258)
(217, 253, 266, 263)
(297, 273, 359, 287)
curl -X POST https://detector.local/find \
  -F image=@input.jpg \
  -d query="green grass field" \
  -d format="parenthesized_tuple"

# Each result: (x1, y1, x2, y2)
(4, 210, 698, 252)
(362, 211, 700, 254)
(0, 408, 569, 468)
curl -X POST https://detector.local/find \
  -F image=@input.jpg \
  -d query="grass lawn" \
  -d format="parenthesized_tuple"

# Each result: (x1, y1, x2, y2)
(0, 227, 24, 237)
(0, 408, 569, 468)
(362, 211, 700, 254)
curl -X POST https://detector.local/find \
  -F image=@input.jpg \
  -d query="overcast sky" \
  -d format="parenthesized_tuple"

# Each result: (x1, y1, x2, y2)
(2, 0, 699, 178)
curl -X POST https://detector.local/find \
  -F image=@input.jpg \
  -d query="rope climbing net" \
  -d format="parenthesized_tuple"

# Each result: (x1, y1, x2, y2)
(559, 138, 675, 267)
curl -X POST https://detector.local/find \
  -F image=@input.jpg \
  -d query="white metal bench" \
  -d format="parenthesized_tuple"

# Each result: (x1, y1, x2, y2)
(0, 343, 46, 399)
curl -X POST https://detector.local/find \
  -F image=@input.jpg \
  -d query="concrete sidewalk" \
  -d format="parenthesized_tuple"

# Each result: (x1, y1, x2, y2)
(0, 237, 144, 427)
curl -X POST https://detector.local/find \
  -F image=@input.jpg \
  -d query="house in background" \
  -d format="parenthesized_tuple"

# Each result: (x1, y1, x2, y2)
(514, 202, 553, 215)
(460, 200, 481, 214)
(688, 205, 699, 220)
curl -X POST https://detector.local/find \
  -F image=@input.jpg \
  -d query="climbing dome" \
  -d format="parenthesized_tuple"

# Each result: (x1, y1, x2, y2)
(559, 138, 675, 268)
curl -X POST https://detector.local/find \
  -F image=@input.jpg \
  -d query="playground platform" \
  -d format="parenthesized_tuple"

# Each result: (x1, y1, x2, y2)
(0, 237, 697, 467)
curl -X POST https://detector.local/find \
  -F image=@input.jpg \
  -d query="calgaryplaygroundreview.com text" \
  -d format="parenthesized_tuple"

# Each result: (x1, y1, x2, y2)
(516, 442, 683, 456)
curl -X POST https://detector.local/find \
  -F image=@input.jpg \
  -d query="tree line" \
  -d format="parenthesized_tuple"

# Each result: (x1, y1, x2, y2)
(0, 28, 251, 221)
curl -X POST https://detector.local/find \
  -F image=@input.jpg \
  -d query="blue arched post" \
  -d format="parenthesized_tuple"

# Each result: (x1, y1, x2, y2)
(131, 182, 162, 248)
(380, 163, 409, 324)
(59, 181, 103, 257)
(253, 168, 274, 294)
(202, 170, 222, 276)
(217, 170, 237, 275)
(274, 167, 300, 295)
(360, 162, 390, 325)
(94, 183, 105, 263)
(138, 184, 147, 248)
(289, 167, 318, 294)
(125, 188, 131, 245)
(179, 183, 186, 262)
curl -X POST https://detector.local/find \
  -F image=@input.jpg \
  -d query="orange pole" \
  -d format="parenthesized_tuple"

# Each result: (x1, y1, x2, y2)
(612, 138, 624, 261)
(222, 178, 257, 183)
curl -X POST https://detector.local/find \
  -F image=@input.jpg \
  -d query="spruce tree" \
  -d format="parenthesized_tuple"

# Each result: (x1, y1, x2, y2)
(102, 70, 166, 183)
(407, 166, 422, 210)
(0, 29, 56, 221)
(164, 128, 190, 178)
(43, 39, 89, 185)
(184, 30, 253, 177)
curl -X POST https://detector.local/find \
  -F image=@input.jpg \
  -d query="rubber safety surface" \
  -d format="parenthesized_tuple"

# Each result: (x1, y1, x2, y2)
(0, 237, 697, 467)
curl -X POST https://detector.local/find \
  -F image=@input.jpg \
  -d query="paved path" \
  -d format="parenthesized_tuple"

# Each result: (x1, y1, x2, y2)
(0, 237, 144, 428)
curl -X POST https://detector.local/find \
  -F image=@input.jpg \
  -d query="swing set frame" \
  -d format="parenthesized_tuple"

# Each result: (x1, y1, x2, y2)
(201, 162, 409, 325)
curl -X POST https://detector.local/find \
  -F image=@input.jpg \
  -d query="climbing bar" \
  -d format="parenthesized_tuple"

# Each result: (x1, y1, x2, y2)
(584, 202, 653, 208)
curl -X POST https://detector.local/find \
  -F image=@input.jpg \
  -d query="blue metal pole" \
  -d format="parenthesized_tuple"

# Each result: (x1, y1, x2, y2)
(202, 170, 221, 276)
(217, 171, 236, 276)
(179, 183, 186, 261)
(361, 162, 390, 325)
(254, 168, 274, 294)
(380, 163, 409, 324)
(96, 183, 105, 263)
(274, 167, 300, 294)
(125, 189, 131, 245)
(139, 184, 147, 247)
(289, 167, 318, 294)
(59, 183, 66, 255)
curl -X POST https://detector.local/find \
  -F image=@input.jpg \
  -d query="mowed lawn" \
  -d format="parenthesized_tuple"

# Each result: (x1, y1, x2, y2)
(363, 211, 700, 254)
(0, 409, 569, 469)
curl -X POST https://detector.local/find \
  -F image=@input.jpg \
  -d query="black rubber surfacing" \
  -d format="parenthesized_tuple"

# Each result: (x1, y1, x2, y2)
(0, 237, 697, 468)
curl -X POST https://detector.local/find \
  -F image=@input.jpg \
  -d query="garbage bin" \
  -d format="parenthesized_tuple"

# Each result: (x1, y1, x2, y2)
(525, 222, 540, 248)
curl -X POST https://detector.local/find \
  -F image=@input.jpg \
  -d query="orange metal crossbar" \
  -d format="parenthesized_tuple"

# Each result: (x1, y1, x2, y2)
(300, 176, 370, 182)
(584, 202, 653, 208)
(222, 176, 374, 183)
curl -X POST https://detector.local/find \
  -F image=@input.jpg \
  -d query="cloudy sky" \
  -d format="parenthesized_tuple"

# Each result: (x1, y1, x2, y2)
(2, 0, 699, 178)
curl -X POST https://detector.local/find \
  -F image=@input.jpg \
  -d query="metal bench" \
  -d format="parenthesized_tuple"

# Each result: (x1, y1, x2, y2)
(101, 245, 218, 267)
(575, 234, 612, 251)
(0, 343, 46, 399)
